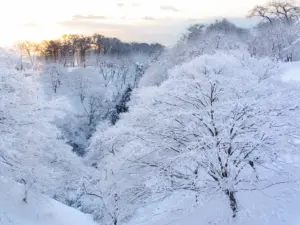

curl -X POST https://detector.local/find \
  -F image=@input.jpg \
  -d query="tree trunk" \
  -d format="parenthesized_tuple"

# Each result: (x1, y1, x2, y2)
(80, 50, 86, 66)
(225, 190, 238, 218)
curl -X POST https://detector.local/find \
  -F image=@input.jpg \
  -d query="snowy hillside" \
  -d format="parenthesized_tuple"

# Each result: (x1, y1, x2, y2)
(281, 61, 300, 82)
(0, 177, 97, 225)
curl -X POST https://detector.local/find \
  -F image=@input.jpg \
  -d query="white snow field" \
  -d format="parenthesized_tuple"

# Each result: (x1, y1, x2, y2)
(0, 177, 97, 225)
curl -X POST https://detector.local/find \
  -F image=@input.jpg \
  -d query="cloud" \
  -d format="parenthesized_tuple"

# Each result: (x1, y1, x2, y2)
(59, 20, 126, 30)
(57, 18, 184, 45)
(116, 2, 124, 7)
(160, 5, 180, 12)
(186, 16, 258, 28)
(132, 2, 140, 7)
(142, 16, 156, 21)
(23, 23, 39, 28)
(57, 16, 255, 46)
(72, 14, 108, 20)
(116, 2, 140, 7)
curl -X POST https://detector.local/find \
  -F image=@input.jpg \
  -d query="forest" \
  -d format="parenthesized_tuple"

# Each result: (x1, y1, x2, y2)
(1, 1, 300, 225)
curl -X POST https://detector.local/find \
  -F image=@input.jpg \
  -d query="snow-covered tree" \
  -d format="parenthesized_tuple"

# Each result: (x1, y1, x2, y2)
(249, 21, 300, 61)
(248, 0, 300, 61)
(0, 54, 84, 202)
(140, 20, 249, 87)
(88, 51, 300, 219)
(42, 63, 66, 94)
(52, 57, 140, 156)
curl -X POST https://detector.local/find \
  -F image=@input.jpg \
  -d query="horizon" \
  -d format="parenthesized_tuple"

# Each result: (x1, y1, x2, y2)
(2, 0, 267, 47)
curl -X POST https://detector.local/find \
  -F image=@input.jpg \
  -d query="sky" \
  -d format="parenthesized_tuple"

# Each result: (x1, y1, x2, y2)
(1, 0, 267, 46)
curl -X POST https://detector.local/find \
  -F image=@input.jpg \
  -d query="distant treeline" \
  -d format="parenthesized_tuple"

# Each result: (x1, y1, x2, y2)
(15, 34, 165, 67)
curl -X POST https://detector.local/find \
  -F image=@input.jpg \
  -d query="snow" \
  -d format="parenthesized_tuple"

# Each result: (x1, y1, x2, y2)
(66, 67, 81, 73)
(129, 186, 300, 225)
(281, 61, 300, 81)
(0, 177, 97, 225)
(2, 25, 300, 225)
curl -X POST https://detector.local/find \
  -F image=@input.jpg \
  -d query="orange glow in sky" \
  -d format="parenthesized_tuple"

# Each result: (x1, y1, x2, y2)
(1, 0, 267, 46)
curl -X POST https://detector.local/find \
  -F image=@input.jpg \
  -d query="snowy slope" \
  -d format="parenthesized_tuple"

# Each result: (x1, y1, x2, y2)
(125, 183, 300, 225)
(281, 61, 300, 81)
(0, 177, 97, 225)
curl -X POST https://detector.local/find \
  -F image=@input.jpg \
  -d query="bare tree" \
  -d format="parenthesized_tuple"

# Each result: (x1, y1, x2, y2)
(44, 64, 64, 93)
(98, 60, 129, 90)
(81, 95, 102, 127)
(269, 0, 300, 24)
(14, 41, 38, 69)
(76, 76, 90, 103)
(59, 35, 73, 67)
(248, 5, 274, 24)
(92, 33, 105, 55)
(43, 40, 61, 63)
(249, 0, 300, 24)
(76, 35, 91, 67)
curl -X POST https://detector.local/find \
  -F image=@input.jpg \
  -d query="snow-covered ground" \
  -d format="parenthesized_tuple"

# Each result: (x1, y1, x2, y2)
(281, 61, 300, 82)
(0, 177, 97, 225)
(130, 186, 300, 225)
